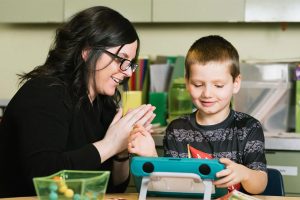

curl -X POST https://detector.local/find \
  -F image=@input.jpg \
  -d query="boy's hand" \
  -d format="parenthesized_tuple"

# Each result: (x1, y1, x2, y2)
(213, 158, 249, 188)
(128, 124, 158, 157)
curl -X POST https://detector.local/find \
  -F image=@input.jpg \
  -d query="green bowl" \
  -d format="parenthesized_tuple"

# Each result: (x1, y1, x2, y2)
(33, 170, 110, 200)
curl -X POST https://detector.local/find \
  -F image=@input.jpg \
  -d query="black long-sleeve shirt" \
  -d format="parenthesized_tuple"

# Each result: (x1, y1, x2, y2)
(0, 77, 127, 197)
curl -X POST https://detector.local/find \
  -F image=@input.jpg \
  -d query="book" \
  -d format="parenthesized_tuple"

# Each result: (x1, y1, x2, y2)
(217, 190, 261, 200)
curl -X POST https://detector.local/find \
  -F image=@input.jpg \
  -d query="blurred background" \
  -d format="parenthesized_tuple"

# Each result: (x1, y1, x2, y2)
(1, 0, 300, 196)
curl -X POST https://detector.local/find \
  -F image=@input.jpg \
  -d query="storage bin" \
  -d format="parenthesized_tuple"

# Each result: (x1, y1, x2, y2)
(33, 170, 110, 200)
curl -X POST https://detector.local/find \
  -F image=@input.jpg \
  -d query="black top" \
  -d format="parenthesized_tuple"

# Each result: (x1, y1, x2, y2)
(163, 110, 267, 172)
(0, 77, 128, 197)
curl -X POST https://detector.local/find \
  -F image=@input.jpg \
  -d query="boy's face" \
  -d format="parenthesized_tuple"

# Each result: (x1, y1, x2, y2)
(186, 61, 241, 123)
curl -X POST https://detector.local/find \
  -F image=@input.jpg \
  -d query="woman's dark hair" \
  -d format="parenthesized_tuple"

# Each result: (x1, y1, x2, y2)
(19, 6, 140, 107)
(185, 35, 239, 81)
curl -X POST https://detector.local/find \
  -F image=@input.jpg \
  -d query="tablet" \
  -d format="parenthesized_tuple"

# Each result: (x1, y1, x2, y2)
(130, 156, 227, 200)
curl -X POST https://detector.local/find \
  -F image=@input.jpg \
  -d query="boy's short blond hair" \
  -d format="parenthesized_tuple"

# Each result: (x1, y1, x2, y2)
(185, 35, 240, 81)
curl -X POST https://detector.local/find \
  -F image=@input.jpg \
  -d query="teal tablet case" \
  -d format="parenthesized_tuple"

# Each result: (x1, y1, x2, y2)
(130, 157, 227, 200)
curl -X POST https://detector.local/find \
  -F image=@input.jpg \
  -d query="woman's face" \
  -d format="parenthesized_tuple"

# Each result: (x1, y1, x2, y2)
(88, 40, 138, 99)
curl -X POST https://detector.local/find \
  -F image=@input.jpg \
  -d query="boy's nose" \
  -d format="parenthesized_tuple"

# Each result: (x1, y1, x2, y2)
(202, 86, 211, 97)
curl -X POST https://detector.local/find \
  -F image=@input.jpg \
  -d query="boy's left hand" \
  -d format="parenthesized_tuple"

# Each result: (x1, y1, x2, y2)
(128, 124, 157, 157)
(213, 158, 249, 188)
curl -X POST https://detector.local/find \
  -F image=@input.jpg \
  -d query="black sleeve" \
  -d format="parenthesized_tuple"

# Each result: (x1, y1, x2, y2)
(10, 79, 101, 178)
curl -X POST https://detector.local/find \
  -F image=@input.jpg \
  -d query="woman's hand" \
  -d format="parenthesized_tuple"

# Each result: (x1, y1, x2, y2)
(128, 124, 157, 157)
(93, 104, 155, 162)
(125, 106, 156, 132)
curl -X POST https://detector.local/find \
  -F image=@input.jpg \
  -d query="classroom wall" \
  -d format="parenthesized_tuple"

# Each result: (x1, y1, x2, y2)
(1, 23, 300, 99)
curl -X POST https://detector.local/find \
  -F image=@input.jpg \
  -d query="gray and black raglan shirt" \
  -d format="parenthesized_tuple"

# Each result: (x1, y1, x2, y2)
(163, 109, 267, 172)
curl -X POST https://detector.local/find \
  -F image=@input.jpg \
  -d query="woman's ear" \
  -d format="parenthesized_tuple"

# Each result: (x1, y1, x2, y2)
(81, 49, 90, 61)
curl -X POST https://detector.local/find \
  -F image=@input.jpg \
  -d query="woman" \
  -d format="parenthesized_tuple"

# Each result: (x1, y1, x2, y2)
(0, 6, 155, 197)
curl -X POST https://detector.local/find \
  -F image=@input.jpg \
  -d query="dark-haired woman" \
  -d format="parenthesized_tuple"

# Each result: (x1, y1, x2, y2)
(0, 6, 155, 197)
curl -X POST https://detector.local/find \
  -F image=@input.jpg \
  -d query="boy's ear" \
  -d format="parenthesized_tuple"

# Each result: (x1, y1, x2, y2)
(233, 75, 241, 94)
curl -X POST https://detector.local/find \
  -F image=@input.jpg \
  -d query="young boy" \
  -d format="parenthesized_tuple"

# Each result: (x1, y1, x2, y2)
(128, 35, 267, 194)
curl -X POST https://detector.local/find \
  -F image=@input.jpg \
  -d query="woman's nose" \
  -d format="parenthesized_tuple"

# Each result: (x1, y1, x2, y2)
(122, 67, 133, 77)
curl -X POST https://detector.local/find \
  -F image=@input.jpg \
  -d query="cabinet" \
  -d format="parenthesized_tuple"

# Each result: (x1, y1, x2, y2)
(0, 0, 151, 23)
(152, 0, 244, 22)
(2, 0, 300, 23)
(245, 0, 300, 22)
(64, 0, 152, 22)
(0, 0, 63, 23)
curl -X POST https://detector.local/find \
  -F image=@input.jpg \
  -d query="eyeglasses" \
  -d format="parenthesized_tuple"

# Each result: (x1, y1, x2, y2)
(102, 49, 138, 73)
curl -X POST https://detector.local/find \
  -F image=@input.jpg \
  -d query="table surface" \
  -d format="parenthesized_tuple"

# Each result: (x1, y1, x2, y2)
(1, 193, 300, 200)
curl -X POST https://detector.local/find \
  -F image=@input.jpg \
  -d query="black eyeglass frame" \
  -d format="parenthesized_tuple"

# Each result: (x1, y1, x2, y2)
(102, 49, 138, 73)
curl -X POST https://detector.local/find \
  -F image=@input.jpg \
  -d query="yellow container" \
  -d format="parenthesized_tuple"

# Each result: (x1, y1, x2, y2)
(122, 91, 142, 115)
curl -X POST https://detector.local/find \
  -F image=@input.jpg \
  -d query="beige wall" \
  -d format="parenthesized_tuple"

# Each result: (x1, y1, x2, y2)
(1, 23, 300, 100)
